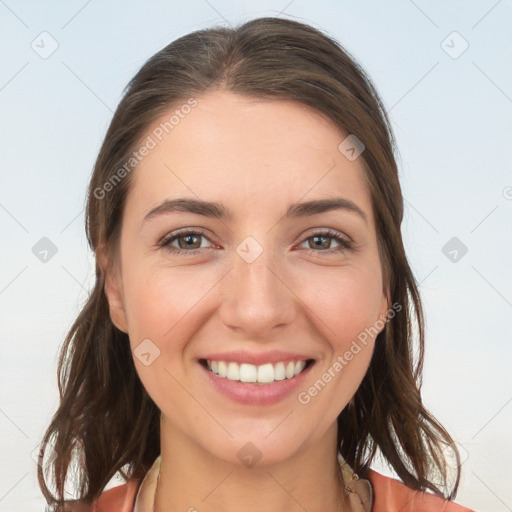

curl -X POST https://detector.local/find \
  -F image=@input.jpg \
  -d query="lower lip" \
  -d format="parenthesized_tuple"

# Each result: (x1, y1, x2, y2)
(198, 360, 315, 406)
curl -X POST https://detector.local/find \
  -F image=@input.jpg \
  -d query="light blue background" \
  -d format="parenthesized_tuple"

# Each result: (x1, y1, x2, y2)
(1, 1, 511, 511)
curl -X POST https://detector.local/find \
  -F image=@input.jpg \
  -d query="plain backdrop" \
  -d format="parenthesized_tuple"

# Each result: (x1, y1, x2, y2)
(1, 1, 511, 511)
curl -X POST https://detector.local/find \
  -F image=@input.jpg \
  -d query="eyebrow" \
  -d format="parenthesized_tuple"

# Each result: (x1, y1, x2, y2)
(141, 197, 368, 226)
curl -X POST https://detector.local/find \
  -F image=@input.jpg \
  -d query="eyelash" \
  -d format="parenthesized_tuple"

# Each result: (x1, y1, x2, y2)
(157, 228, 354, 256)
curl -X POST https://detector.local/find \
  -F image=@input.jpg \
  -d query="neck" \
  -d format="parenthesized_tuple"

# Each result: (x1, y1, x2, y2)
(153, 417, 350, 512)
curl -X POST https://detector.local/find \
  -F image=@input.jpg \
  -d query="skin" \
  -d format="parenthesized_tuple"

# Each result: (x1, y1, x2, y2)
(99, 89, 389, 512)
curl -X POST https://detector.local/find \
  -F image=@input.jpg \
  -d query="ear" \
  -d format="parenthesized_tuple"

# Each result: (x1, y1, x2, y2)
(96, 243, 128, 333)
(376, 286, 391, 335)
(379, 290, 390, 318)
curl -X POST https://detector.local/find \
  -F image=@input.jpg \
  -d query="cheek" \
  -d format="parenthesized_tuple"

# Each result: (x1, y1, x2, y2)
(122, 262, 218, 349)
(300, 265, 384, 348)
(120, 265, 217, 407)
(293, 269, 382, 423)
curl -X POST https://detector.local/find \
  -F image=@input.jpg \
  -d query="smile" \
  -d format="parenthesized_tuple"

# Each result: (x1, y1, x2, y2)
(202, 359, 313, 385)
(198, 357, 315, 405)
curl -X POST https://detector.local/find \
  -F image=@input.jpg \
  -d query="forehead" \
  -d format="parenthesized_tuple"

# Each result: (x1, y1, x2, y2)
(125, 90, 373, 221)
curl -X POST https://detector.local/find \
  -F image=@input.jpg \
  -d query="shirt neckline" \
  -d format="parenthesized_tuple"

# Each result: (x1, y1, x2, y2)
(133, 451, 373, 511)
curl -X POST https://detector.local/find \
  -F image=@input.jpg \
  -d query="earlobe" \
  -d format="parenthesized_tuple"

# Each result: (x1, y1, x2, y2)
(96, 244, 129, 333)
(377, 292, 391, 334)
(381, 293, 390, 317)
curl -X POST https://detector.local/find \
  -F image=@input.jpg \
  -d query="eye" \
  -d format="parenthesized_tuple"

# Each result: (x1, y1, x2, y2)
(158, 229, 215, 255)
(158, 228, 354, 256)
(298, 229, 354, 255)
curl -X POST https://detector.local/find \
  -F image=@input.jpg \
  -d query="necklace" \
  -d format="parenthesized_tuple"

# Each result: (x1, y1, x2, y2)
(152, 461, 161, 512)
(146, 452, 372, 512)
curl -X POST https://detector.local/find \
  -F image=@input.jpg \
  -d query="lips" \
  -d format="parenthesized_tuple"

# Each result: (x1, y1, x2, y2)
(197, 356, 316, 405)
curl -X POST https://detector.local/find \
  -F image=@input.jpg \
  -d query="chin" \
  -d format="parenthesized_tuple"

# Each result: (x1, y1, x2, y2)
(199, 431, 307, 469)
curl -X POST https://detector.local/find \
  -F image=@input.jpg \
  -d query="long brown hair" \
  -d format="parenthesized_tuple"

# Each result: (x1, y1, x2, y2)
(38, 17, 461, 510)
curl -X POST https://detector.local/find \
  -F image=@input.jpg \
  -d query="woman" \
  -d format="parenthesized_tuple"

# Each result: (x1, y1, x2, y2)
(38, 17, 476, 512)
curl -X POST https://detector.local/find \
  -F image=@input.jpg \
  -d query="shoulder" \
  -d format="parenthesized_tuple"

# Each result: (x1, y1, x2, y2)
(70, 471, 477, 512)
(366, 469, 476, 512)
(89, 479, 141, 512)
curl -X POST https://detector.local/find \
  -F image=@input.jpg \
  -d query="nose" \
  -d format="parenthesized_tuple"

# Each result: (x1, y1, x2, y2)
(219, 246, 296, 339)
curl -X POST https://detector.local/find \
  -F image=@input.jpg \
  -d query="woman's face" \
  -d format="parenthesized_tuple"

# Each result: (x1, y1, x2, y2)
(103, 90, 388, 466)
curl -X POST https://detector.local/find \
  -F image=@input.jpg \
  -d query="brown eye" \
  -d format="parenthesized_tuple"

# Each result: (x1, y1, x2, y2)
(159, 230, 214, 254)
(175, 233, 202, 250)
(299, 230, 353, 254)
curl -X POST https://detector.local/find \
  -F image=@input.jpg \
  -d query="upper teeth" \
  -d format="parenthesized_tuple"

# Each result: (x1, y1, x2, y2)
(206, 360, 307, 384)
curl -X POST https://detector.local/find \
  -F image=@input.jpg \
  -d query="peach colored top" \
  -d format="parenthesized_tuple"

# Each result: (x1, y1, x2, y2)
(90, 454, 476, 512)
